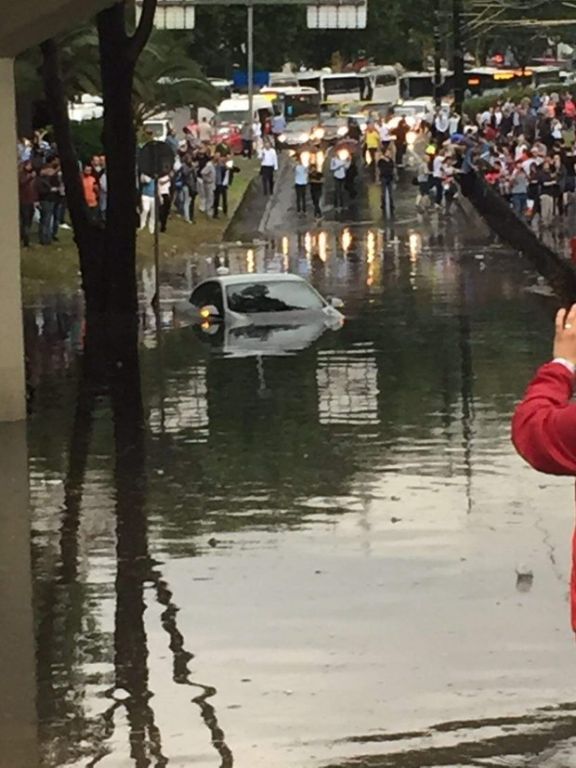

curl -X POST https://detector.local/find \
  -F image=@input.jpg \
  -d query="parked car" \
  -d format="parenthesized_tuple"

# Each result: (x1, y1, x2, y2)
(189, 273, 344, 331)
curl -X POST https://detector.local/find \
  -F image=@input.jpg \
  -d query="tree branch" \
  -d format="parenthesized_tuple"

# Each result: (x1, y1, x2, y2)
(128, 0, 158, 61)
(40, 40, 86, 226)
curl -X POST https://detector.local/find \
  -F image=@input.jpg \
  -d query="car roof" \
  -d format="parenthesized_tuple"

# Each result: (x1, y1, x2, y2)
(197, 273, 307, 287)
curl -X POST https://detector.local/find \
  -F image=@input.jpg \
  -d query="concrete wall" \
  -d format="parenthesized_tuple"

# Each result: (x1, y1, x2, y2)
(0, 423, 38, 768)
(0, 0, 119, 56)
(0, 59, 26, 422)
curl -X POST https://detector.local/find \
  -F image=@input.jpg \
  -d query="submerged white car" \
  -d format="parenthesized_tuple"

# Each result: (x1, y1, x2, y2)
(189, 273, 344, 331)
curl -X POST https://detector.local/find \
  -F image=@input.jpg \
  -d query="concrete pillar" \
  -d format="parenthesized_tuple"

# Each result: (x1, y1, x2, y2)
(0, 58, 26, 422)
(0, 422, 38, 768)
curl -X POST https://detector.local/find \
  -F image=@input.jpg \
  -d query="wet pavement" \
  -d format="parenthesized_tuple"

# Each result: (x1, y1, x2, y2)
(4, 178, 576, 768)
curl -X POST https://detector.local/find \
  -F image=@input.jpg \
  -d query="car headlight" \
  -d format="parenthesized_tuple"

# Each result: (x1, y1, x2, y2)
(279, 133, 287, 142)
(300, 132, 310, 143)
(337, 126, 348, 137)
(311, 127, 325, 140)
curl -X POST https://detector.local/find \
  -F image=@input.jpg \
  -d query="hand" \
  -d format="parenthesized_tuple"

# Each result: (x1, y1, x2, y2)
(554, 304, 576, 365)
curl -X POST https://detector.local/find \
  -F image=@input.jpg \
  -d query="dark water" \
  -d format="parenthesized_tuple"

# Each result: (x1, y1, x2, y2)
(6, 201, 576, 768)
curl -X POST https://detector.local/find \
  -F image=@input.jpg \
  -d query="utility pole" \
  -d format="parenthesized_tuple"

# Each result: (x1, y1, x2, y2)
(453, 0, 465, 113)
(433, 0, 442, 107)
(247, 2, 254, 138)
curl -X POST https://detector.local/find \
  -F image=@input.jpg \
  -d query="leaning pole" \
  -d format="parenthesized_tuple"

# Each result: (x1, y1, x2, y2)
(459, 169, 576, 307)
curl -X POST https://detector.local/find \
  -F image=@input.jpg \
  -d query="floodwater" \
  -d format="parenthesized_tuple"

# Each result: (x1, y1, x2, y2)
(4, 186, 576, 768)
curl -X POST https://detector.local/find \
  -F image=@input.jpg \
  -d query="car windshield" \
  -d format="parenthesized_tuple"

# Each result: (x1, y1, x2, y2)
(217, 110, 248, 125)
(226, 281, 324, 313)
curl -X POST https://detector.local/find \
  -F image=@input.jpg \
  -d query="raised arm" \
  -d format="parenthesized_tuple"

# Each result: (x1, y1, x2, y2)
(512, 305, 576, 475)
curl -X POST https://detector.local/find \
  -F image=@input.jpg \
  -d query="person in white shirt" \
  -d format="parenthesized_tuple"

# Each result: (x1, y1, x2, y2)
(434, 110, 450, 142)
(294, 155, 309, 214)
(330, 152, 350, 209)
(448, 111, 461, 137)
(432, 150, 445, 207)
(259, 141, 278, 195)
(378, 119, 392, 147)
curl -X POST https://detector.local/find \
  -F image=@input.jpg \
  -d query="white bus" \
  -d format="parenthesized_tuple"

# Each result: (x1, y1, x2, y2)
(297, 71, 374, 103)
(361, 66, 400, 103)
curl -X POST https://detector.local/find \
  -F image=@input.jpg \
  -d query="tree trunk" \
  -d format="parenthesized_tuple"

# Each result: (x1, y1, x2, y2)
(40, 39, 107, 313)
(98, 4, 140, 317)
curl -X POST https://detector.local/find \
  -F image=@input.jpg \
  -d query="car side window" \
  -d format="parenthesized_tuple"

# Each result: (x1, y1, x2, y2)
(190, 282, 224, 314)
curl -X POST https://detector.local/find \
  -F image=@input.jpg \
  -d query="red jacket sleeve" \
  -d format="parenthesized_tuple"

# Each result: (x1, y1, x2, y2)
(512, 362, 576, 475)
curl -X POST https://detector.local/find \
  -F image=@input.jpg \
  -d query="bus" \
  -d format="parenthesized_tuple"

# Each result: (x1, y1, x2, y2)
(268, 71, 299, 88)
(297, 71, 374, 103)
(464, 65, 562, 96)
(259, 86, 321, 120)
(399, 71, 455, 100)
(361, 65, 400, 103)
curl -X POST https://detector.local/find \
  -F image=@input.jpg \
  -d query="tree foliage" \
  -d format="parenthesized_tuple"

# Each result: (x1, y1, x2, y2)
(16, 27, 216, 131)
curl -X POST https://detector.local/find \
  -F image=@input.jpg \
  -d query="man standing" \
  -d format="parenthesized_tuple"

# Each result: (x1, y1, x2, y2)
(432, 149, 445, 207)
(82, 165, 100, 225)
(294, 154, 309, 215)
(259, 141, 278, 195)
(393, 117, 409, 169)
(271, 111, 287, 150)
(201, 153, 216, 214)
(241, 121, 253, 159)
(18, 162, 37, 247)
(37, 160, 60, 245)
(330, 151, 350, 210)
(139, 174, 156, 234)
(198, 117, 213, 144)
(213, 156, 233, 218)
(365, 122, 381, 181)
(309, 160, 324, 219)
(377, 149, 396, 217)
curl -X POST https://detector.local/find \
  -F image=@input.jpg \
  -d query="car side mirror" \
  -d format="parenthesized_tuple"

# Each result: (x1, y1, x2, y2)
(199, 304, 221, 320)
(330, 297, 344, 309)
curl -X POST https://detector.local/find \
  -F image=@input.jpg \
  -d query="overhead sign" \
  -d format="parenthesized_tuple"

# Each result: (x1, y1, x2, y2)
(306, 1, 367, 28)
(136, 0, 196, 29)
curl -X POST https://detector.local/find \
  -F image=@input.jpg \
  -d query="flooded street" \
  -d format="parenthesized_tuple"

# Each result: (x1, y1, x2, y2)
(8, 186, 576, 767)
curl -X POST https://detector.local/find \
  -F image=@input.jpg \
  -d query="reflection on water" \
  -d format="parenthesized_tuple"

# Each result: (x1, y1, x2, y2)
(20, 207, 576, 767)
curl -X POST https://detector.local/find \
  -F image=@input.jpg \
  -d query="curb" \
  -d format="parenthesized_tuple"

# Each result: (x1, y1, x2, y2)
(257, 154, 291, 235)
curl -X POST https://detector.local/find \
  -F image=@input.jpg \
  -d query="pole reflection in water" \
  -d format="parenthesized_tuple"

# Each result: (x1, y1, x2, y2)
(0, 422, 38, 768)
(34, 316, 233, 767)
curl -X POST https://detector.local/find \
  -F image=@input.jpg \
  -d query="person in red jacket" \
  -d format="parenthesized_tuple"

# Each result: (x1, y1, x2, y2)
(512, 303, 576, 632)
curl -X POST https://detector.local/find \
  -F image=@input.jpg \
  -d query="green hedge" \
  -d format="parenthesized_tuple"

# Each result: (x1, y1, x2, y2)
(462, 87, 534, 119)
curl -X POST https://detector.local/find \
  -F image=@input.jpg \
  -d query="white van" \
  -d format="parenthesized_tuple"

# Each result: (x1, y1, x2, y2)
(216, 96, 275, 127)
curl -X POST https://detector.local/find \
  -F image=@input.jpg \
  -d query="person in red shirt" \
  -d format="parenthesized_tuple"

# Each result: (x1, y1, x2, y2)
(82, 166, 100, 224)
(512, 304, 576, 631)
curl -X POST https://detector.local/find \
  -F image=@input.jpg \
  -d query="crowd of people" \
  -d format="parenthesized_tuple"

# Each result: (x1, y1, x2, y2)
(404, 91, 576, 226)
(463, 91, 576, 228)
